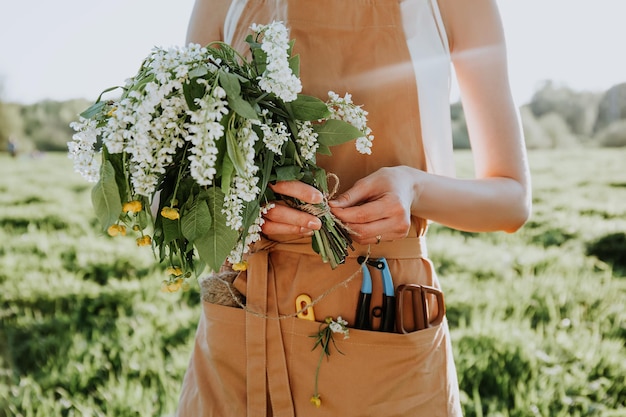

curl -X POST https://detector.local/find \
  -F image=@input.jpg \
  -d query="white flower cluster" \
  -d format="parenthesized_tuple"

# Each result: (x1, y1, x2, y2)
(149, 44, 210, 85)
(252, 22, 302, 102)
(108, 45, 214, 196)
(329, 316, 350, 339)
(186, 86, 229, 187)
(115, 86, 189, 196)
(296, 121, 319, 161)
(327, 91, 374, 155)
(68, 118, 101, 183)
(68, 44, 233, 197)
(227, 203, 275, 265)
(260, 121, 290, 155)
(223, 120, 261, 230)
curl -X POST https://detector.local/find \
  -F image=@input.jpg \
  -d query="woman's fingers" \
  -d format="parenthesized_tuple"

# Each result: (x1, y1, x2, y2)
(261, 181, 324, 237)
(333, 198, 411, 245)
(269, 181, 324, 204)
(345, 216, 410, 245)
(261, 203, 322, 236)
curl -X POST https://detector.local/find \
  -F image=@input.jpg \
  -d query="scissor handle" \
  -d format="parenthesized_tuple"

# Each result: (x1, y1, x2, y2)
(354, 292, 372, 330)
(395, 284, 445, 333)
(421, 285, 445, 327)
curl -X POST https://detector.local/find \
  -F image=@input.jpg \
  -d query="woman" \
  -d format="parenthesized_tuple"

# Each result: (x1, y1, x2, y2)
(177, 0, 531, 415)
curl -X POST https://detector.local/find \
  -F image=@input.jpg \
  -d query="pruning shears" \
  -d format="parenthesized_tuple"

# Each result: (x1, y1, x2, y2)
(355, 256, 396, 332)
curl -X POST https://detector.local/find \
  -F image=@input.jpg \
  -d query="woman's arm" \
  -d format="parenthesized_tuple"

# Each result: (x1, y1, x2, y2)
(434, 0, 531, 231)
(185, 0, 232, 44)
(330, 0, 531, 242)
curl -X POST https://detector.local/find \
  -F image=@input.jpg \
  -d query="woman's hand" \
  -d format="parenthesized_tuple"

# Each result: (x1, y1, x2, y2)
(261, 181, 324, 237)
(329, 166, 419, 245)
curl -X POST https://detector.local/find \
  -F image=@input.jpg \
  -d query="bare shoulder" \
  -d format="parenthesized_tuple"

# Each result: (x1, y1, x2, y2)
(435, 0, 505, 53)
(186, 0, 233, 44)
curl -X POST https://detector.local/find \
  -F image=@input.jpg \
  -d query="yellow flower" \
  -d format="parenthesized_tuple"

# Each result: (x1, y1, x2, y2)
(122, 200, 143, 214)
(161, 279, 183, 293)
(167, 279, 182, 293)
(232, 261, 248, 271)
(107, 224, 126, 237)
(310, 396, 321, 408)
(136, 235, 152, 246)
(166, 267, 183, 277)
(161, 207, 180, 220)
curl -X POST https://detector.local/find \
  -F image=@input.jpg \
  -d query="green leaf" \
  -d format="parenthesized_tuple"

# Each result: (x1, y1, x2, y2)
(288, 54, 300, 78)
(218, 70, 241, 96)
(91, 160, 123, 231)
(136, 209, 149, 230)
(313, 168, 329, 194)
(275, 165, 304, 182)
(104, 149, 128, 203)
(181, 196, 212, 243)
(220, 154, 235, 195)
(80, 101, 108, 119)
(287, 39, 296, 56)
(316, 143, 332, 156)
(131, 73, 155, 94)
(226, 127, 247, 177)
(227, 94, 259, 120)
(241, 201, 261, 230)
(183, 78, 207, 111)
(313, 119, 363, 147)
(252, 47, 267, 75)
(189, 65, 209, 79)
(81, 85, 123, 117)
(288, 95, 331, 121)
(162, 218, 181, 244)
(194, 187, 240, 272)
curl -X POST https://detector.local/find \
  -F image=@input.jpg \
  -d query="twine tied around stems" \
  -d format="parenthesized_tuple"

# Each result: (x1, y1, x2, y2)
(288, 173, 357, 237)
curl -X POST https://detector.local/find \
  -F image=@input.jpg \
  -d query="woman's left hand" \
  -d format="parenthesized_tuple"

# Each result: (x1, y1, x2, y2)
(328, 166, 420, 245)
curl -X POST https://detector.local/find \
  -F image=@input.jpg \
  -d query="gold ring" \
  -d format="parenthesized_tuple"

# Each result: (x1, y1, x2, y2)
(375, 235, 382, 245)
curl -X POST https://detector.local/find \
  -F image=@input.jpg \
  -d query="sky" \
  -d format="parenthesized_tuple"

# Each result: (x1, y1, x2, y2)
(1, 0, 625, 106)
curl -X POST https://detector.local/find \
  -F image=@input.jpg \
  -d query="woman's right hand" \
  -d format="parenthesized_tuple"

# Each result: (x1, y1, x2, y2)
(261, 181, 323, 237)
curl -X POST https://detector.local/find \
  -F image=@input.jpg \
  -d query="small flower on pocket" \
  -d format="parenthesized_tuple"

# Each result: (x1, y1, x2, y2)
(309, 316, 350, 407)
(310, 395, 322, 408)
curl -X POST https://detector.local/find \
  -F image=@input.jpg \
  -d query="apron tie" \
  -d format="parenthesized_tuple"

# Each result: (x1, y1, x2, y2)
(246, 249, 295, 416)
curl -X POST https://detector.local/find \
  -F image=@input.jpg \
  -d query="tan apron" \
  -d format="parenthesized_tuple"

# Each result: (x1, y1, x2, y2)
(177, 0, 462, 415)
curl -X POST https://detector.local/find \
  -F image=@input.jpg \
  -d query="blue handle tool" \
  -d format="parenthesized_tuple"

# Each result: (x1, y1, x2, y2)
(355, 257, 396, 332)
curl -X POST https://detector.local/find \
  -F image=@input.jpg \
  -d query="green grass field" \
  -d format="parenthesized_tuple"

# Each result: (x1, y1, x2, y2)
(1, 148, 625, 416)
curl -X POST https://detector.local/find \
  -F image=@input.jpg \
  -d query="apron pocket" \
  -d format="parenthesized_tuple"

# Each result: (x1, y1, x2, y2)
(281, 316, 451, 416)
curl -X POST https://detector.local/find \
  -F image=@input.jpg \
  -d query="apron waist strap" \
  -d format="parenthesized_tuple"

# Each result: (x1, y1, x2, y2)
(268, 236, 428, 260)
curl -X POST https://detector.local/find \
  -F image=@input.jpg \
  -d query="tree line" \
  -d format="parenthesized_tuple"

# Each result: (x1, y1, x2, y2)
(452, 81, 626, 149)
(1, 81, 626, 155)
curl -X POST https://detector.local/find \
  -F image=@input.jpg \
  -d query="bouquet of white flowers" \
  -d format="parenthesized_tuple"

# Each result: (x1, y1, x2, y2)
(68, 22, 373, 290)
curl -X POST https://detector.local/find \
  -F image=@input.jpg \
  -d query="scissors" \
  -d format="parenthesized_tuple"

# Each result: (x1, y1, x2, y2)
(295, 294, 316, 321)
(354, 256, 395, 332)
(395, 284, 445, 334)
